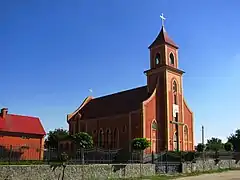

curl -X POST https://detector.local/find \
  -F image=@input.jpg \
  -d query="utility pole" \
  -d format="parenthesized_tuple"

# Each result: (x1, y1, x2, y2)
(201, 125, 206, 162)
(201, 125, 205, 145)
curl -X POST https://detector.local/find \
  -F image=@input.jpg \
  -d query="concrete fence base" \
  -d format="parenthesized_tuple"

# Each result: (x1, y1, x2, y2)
(182, 159, 240, 173)
(0, 164, 155, 180)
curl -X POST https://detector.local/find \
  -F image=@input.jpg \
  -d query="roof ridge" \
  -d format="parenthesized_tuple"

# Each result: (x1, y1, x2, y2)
(7, 114, 39, 119)
(94, 85, 147, 100)
(67, 96, 93, 121)
(1, 114, 46, 135)
(76, 85, 149, 120)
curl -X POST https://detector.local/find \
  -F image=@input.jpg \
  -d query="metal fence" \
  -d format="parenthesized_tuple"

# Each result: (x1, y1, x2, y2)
(44, 146, 147, 164)
(152, 151, 240, 173)
(1, 144, 240, 169)
(0, 144, 143, 164)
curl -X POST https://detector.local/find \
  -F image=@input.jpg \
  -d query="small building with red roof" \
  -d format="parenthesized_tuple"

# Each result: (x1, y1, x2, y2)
(67, 19, 194, 154)
(0, 108, 46, 160)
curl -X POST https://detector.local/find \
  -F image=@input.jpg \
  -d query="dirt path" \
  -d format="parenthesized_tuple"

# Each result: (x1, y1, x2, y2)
(176, 171, 240, 180)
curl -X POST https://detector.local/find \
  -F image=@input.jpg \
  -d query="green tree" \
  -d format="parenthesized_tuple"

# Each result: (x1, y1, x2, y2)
(196, 143, 205, 152)
(206, 137, 223, 152)
(44, 128, 70, 149)
(132, 138, 151, 163)
(132, 138, 151, 151)
(195, 143, 205, 160)
(206, 137, 223, 164)
(224, 142, 233, 152)
(71, 132, 93, 164)
(227, 129, 240, 152)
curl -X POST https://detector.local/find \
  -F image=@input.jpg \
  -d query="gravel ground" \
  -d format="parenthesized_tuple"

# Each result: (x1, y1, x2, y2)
(176, 170, 240, 180)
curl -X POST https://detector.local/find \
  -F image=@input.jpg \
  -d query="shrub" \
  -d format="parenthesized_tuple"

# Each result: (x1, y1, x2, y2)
(224, 142, 233, 152)
(71, 132, 93, 149)
(132, 138, 151, 151)
(182, 151, 196, 162)
(196, 143, 205, 152)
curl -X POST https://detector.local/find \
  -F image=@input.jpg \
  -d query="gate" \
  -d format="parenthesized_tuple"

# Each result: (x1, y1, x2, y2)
(152, 152, 183, 174)
(155, 161, 182, 173)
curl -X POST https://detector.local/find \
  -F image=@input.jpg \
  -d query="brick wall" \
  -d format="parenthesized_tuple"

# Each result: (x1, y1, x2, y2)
(70, 113, 132, 150)
(183, 100, 194, 151)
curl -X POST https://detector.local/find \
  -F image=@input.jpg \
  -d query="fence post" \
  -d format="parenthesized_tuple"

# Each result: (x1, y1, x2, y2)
(131, 151, 133, 163)
(108, 148, 110, 164)
(80, 148, 84, 165)
(165, 151, 168, 174)
(48, 146, 51, 164)
(151, 151, 154, 164)
(140, 150, 142, 178)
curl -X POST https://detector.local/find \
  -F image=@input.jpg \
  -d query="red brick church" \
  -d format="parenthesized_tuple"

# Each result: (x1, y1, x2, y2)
(67, 17, 194, 153)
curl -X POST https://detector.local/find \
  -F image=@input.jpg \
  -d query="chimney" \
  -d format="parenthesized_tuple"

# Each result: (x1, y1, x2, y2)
(1, 108, 8, 119)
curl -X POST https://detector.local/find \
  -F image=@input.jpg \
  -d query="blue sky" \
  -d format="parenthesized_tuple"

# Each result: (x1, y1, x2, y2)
(0, 0, 239, 144)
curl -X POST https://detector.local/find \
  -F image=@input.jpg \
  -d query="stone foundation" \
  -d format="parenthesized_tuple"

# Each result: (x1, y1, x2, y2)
(182, 159, 240, 173)
(0, 164, 155, 180)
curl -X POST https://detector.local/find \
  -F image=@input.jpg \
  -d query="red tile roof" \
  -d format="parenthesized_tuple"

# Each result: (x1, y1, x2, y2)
(0, 114, 46, 136)
(148, 26, 178, 49)
(76, 86, 150, 120)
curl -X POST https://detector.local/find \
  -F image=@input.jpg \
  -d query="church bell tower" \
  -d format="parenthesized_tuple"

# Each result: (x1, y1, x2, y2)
(144, 14, 185, 151)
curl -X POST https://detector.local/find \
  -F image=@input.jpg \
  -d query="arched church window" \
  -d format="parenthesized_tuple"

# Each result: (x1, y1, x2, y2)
(173, 81, 178, 105)
(173, 81, 177, 93)
(106, 129, 111, 148)
(92, 130, 97, 145)
(184, 126, 188, 151)
(155, 53, 161, 65)
(113, 128, 119, 149)
(170, 53, 175, 65)
(152, 121, 157, 130)
(151, 120, 157, 150)
(174, 95, 177, 105)
(173, 132, 178, 151)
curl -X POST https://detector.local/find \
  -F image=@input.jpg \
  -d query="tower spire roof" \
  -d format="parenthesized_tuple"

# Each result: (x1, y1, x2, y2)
(148, 14, 178, 49)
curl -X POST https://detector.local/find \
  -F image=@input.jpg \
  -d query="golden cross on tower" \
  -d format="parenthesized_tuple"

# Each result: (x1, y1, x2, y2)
(160, 13, 166, 27)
